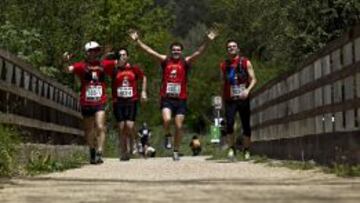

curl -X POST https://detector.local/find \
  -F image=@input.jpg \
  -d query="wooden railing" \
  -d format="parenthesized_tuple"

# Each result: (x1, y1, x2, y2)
(0, 48, 83, 144)
(250, 25, 360, 164)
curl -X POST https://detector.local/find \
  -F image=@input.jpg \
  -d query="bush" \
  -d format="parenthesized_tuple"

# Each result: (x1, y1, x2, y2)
(0, 125, 21, 177)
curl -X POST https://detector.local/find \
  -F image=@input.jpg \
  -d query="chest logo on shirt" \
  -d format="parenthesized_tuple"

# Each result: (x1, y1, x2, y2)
(91, 71, 98, 81)
(170, 69, 177, 79)
(122, 76, 130, 86)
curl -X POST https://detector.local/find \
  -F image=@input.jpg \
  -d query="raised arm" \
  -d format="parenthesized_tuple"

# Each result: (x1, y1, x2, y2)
(62, 52, 75, 73)
(185, 29, 218, 63)
(129, 30, 166, 61)
(140, 75, 148, 102)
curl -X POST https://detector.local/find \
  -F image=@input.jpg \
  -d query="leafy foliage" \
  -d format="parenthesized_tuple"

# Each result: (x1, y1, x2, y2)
(1, 0, 359, 130)
(0, 126, 20, 176)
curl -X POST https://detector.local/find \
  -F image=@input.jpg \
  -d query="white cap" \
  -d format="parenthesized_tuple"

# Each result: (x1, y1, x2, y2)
(146, 146, 155, 153)
(84, 41, 100, 51)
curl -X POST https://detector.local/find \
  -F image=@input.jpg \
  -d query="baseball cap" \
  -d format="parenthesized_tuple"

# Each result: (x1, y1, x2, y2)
(84, 41, 100, 52)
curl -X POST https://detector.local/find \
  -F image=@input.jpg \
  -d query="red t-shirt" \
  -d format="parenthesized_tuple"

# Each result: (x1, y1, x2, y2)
(104, 62, 144, 102)
(220, 56, 249, 101)
(160, 58, 190, 100)
(72, 60, 111, 106)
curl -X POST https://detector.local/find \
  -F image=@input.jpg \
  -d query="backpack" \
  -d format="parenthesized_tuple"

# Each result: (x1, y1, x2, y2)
(225, 57, 248, 85)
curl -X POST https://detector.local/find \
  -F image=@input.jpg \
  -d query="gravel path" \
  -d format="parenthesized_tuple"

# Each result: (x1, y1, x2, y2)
(0, 156, 359, 203)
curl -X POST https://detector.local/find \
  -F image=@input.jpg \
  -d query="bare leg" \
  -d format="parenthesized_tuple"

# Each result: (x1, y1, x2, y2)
(94, 110, 106, 152)
(83, 117, 96, 148)
(118, 122, 126, 155)
(174, 115, 185, 152)
(227, 133, 235, 148)
(162, 108, 172, 135)
(125, 121, 135, 154)
(243, 136, 251, 149)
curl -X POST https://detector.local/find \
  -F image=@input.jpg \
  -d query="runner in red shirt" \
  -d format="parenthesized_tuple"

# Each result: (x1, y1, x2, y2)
(220, 40, 257, 161)
(63, 41, 110, 164)
(104, 48, 147, 161)
(129, 29, 218, 161)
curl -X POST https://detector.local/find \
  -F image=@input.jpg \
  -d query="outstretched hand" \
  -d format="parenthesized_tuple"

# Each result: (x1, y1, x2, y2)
(207, 28, 219, 41)
(140, 91, 148, 103)
(62, 52, 74, 62)
(129, 29, 139, 41)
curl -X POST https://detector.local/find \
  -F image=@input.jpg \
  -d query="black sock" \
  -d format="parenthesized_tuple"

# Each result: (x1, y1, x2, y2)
(230, 146, 236, 155)
(90, 148, 96, 160)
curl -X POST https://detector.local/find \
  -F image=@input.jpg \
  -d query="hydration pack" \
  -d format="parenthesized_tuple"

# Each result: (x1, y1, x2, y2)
(225, 57, 248, 85)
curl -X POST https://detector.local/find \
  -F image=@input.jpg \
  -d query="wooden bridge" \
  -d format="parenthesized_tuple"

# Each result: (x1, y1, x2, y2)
(250, 25, 360, 165)
(0, 25, 359, 164)
(0, 48, 83, 144)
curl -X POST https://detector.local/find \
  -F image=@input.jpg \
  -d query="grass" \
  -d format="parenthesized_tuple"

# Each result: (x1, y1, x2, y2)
(0, 124, 88, 177)
(25, 150, 87, 176)
(323, 163, 360, 177)
(103, 129, 120, 158)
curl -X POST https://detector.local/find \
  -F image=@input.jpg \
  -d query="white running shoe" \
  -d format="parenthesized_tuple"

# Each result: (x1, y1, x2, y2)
(172, 151, 180, 161)
(227, 148, 235, 162)
(244, 150, 251, 160)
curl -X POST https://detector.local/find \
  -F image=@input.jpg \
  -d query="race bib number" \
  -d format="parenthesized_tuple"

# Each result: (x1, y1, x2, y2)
(117, 86, 133, 98)
(230, 84, 246, 97)
(143, 129, 148, 135)
(85, 85, 102, 101)
(166, 83, 181, 96)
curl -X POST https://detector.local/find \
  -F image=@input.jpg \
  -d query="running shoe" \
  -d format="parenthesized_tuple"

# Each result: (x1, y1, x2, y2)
(172, 151, 180, 161)
(244, 150, 251, 161)
(120, 153, 130, 161)
(96, 151, 104, 164)
(227, 147, 236, 162)
(164, 134, 172, 149)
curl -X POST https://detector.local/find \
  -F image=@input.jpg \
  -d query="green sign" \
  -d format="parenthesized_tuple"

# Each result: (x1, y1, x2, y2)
(210, 125, 220, 143)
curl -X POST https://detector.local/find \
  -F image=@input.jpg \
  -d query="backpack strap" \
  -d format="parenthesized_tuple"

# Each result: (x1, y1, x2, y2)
(224, 59, 232, 81)
(236, 57, 249, 82)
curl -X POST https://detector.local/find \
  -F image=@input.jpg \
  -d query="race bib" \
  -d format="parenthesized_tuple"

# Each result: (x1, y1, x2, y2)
(143, 129, 148, 135)
(230, 84, 246, 97)
(85, 85, 102, 101)
(117, 86, 133, 98)
(166, 83, 181, 96)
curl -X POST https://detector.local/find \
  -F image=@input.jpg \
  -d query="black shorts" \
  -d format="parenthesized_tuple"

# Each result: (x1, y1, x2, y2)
(225, 99, 251, 137)
(160, 98, 187, 116)
(140, 136, 149, 147)
(113, 101, 137, 122)
(81, 104, 105, 118)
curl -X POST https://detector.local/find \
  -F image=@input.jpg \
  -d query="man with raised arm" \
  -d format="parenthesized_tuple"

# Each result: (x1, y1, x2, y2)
(129, 29, 218, 161)
(63, 41, 109, 164)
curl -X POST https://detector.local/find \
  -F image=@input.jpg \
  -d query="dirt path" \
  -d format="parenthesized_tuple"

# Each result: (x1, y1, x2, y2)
(0, 156, 359, 203)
